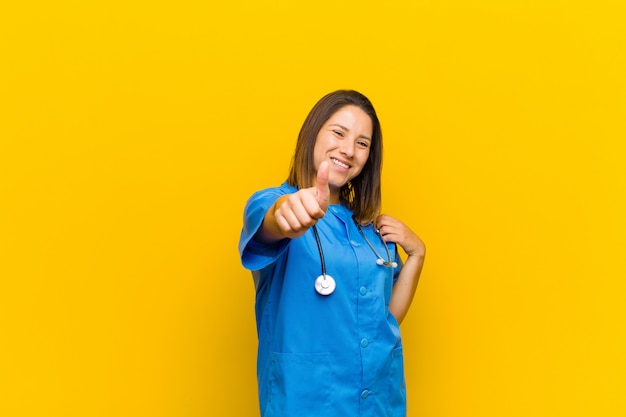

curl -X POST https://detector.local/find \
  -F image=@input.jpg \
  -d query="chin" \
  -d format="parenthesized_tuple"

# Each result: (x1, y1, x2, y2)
(329, 178, 349, 189)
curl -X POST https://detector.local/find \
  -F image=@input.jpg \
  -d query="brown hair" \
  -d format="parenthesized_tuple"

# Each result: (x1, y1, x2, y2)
(287, 90, 383, 224)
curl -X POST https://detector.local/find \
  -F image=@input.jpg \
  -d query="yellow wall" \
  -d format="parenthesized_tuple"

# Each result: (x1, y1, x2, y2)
(1, 1, 624, 416)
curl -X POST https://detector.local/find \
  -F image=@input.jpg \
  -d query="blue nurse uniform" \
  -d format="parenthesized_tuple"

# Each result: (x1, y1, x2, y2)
(239, 183, 407, 417)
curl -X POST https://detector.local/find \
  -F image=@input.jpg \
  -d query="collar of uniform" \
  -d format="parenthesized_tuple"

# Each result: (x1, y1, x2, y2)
(326, 204, 356, 240)
(327, 203, 352, 223)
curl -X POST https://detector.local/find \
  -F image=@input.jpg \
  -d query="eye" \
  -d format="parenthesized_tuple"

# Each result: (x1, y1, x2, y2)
(357, 140, 370, 148)
(333, 130, 344, 137)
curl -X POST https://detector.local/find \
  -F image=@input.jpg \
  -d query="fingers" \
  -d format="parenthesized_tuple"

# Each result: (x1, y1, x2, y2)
(375, 214, 401, 237)
(275, 200, 309, 232)
(274, 187, 327, 237)
(376, 214, 425, 257)
(375, 214, 408, 242)
(272, 163, 330, 239)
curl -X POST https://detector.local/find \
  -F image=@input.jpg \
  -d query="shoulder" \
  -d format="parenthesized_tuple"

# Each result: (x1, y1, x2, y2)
(246, 182, 297, 209)
(244, 182, 297, 216)
(248, 182, 297, 202)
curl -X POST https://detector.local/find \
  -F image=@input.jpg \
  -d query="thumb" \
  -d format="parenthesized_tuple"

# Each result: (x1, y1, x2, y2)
(315, 161, 330, 211)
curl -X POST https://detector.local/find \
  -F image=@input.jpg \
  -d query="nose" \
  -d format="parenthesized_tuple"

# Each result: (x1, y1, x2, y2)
(339, 140, 355, 158)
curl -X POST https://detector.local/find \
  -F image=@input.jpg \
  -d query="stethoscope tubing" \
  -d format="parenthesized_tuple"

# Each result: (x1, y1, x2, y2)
(312, 217, 396, 296)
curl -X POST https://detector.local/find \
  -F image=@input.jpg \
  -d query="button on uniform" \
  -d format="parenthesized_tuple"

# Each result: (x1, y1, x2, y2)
(360, 338, 369, 348)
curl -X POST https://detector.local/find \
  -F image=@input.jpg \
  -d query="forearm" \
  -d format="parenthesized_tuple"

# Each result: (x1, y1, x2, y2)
(254, 195, 290, 244)
(389, 253, 425, 324)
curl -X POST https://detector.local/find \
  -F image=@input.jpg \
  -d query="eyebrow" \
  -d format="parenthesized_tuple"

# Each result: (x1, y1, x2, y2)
(329, 124, 372, 141)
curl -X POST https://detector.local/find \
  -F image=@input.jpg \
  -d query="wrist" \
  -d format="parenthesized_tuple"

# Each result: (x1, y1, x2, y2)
(407, 246, 426, 259)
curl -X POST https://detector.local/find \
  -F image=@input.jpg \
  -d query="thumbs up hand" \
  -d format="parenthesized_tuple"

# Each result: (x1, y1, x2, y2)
(271, 161, 330, 240)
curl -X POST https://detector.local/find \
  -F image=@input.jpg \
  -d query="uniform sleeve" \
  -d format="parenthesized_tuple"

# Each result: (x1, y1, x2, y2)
(238, 187, 291, 271)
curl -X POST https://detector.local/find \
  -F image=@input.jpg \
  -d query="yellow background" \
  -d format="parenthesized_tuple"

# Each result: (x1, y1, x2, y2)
(1, 1, 624, 416)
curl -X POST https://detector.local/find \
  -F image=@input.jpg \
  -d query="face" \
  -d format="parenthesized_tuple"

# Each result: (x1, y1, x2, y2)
(313, 105, 373, 203)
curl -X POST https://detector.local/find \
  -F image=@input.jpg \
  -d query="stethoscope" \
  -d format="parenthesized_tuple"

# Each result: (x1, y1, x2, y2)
(312, 216, 397, 296)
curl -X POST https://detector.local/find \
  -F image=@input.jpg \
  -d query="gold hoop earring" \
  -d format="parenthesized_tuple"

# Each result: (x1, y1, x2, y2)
(342, 181, 355, 203)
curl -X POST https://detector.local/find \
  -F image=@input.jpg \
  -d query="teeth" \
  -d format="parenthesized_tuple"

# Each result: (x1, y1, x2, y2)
(331, 158, 349, 169)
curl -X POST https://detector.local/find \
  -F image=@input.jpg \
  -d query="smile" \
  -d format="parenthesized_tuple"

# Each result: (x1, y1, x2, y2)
(331, 158, 350, 169)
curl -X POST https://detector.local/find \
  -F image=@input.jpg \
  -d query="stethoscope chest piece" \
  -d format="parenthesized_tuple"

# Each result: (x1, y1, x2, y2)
(314, 274, 336, 296)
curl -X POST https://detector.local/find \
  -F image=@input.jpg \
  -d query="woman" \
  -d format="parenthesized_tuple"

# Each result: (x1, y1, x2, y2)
(239, 90, 425, 417)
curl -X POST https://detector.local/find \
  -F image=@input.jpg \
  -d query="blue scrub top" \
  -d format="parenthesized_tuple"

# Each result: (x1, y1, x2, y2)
(239, 183, 406, 417)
